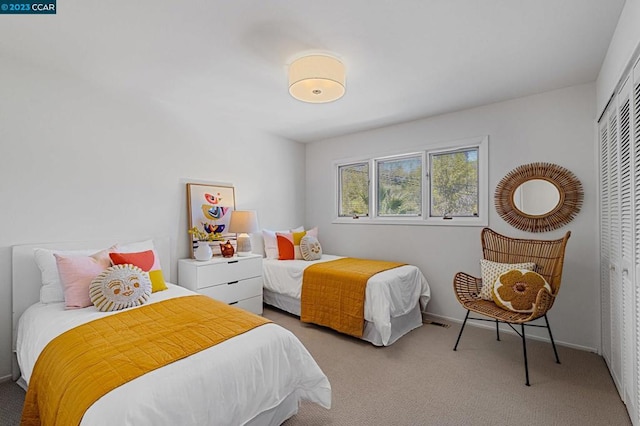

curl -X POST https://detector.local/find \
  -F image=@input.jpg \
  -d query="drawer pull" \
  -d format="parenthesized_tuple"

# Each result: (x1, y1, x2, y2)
(229, 301, 238, 305)
(228, 260, 239, 264)
(227, 281, 239, 285)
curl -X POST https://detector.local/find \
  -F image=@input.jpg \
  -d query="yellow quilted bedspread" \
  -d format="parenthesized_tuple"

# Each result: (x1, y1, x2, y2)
(301, 258, 405, 338)
(21, 295, 271, 426)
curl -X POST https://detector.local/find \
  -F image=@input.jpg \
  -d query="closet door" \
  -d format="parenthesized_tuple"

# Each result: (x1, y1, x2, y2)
(632, 56, 640, 426)
(617, 76, 635, 413)
(608, 100, 623, 395)
(600, 51, 640, 426)
(600, 105, 611, 369)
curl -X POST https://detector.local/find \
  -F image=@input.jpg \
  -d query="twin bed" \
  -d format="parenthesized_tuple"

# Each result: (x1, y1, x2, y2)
(12, 236, 430, 424)
(12, 238, 330, 425)
(263, 254, 430, 346)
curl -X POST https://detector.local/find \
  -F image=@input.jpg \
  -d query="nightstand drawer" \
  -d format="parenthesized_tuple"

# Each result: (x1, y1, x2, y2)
(233, 296, 263, 315)
(195, 257, 262, 289)
(198, 276, 262, 304)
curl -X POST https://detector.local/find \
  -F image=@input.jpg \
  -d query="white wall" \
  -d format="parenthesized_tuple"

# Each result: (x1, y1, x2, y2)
(0, 58, 306, 379)
(305, 83, 599, 351)
(597, 0, 640, 116)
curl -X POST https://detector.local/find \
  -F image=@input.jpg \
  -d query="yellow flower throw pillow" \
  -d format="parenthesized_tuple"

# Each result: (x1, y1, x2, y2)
(492, 269, 552, 313)
(479, 259, 535, 300)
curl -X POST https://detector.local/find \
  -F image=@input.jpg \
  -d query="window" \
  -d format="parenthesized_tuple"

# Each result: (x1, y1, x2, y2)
(338, 162, 369, 217)
(376, 154, 422, 217)
(335, 136, 488, 226)
(429, 147, 479, 218)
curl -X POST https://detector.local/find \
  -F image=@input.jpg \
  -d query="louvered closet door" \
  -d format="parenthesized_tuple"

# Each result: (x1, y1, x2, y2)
(600, 51, 640, 426)
(617, 76, 635, 414)
(601, 109, 612, 368)
(609, 100, 623, 394)
(632, 56, 640, 426)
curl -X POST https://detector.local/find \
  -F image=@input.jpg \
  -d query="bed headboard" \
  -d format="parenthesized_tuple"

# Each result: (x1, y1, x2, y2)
(11, 236, 171, 380)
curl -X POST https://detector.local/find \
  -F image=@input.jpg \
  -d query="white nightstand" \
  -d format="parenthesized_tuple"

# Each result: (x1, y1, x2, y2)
(178, 254, 263, 315)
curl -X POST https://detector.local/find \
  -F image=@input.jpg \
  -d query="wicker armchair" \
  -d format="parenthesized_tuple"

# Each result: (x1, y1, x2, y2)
(453, 228, 571, 386)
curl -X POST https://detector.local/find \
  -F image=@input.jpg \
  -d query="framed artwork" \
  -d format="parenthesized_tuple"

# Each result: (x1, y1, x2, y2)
(186, 183, 236, 258)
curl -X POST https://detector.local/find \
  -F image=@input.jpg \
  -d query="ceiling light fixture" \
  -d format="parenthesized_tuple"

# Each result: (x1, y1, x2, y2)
(288, 54, 346, 103)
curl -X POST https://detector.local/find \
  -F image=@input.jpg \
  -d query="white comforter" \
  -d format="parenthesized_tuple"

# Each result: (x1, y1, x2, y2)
(17, 284, 331, 426)
(262, 255, 431, 345)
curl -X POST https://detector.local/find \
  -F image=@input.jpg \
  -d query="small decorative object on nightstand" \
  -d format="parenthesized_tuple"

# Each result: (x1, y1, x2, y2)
(178, 254, 263, 315)
(220, 240, 235, 258)
(194, 242, 213, 261)
(188, 225, 223, 261)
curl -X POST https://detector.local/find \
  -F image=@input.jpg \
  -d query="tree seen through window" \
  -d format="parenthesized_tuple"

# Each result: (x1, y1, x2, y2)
(429, 148, 478, 217)
(377, 155, 422, 216)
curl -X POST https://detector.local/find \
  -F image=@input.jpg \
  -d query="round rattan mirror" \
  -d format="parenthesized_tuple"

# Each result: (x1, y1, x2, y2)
(495, 162, 583, 232)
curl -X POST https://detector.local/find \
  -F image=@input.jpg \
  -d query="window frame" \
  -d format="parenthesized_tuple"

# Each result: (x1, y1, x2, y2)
(337, 161, 370, 218)
(333, 136, 488, 227)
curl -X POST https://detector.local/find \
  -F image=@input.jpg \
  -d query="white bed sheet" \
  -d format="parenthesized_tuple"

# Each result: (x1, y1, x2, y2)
(17, 284, 331, 426)
(262, 255, 431, 345)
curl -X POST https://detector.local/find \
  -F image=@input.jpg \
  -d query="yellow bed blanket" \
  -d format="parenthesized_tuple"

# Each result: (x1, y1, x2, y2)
(301, 257, 405, 338)
(21, 295, 271, 426)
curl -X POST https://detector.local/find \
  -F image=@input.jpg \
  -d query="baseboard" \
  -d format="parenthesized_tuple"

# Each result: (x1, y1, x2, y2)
(422, 312, 599, 354)
(0, 374, 13, 383)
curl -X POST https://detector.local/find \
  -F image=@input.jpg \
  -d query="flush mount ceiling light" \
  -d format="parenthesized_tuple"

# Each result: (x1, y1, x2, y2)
(288, 54, 346, 103)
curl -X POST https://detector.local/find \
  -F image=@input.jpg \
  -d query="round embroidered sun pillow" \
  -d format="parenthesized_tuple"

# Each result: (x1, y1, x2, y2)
(492, 269, 552, 313)
(90, 264, 152, 312)
(299, 235, 322, 261)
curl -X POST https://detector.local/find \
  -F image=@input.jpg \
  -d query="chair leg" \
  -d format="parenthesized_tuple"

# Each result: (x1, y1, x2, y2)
(453, 310, 470, 351)
(544, 314, 561, 364)
(495, 319, 500, 341)
(521, 324, 530, 386)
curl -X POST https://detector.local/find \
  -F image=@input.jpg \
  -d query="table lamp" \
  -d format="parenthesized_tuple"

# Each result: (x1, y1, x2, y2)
(228, 210, 259, 257)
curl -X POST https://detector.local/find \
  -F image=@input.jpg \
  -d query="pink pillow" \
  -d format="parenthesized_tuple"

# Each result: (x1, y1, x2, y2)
(55, 250, 112, 309)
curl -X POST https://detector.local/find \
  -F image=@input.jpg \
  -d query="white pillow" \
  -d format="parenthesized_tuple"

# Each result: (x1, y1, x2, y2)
(115, 239, 155, 253)
(34, 247, 106, 304)
(262, 226, 304, 259)
(112, 239, 168, 292)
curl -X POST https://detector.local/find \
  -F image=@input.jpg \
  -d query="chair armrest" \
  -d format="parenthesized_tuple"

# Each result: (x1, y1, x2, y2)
(453, 272, 482, 303)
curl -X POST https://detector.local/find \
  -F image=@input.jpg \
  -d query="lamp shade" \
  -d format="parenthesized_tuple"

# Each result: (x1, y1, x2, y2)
(228, 210, 259, 257)
(289, 54, 345, 103)
(228, 210, 259, 234)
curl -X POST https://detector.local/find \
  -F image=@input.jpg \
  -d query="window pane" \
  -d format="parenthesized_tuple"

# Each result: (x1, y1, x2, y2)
(430, 148, 478, 217)
(377, 156, 422, 216)
(339, 163, 369, 217)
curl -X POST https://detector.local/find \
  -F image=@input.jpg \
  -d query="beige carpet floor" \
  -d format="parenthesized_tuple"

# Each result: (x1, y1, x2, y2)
(1, 306, 631, 426)
(264, 307, 632, 426)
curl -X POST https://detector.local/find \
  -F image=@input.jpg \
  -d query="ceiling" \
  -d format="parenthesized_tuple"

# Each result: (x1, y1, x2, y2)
(0, 1, 626, 142)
